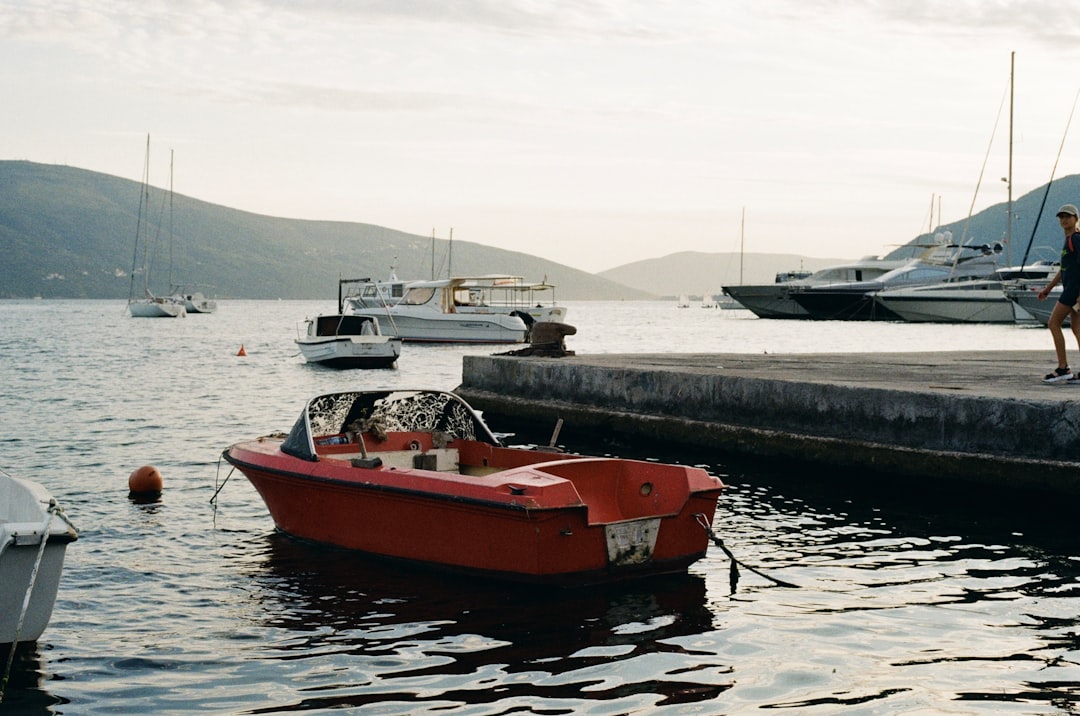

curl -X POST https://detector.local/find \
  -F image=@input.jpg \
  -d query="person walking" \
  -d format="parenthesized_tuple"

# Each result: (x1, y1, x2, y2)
(1038, 203, 1080, 382)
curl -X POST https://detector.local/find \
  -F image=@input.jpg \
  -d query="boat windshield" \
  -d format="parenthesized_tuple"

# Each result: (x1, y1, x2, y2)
(400, 287, 436, 306)
(282, 390, 502, 460)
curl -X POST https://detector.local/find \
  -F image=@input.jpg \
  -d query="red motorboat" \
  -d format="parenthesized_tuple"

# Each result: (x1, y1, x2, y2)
(222, 389, 725, 584)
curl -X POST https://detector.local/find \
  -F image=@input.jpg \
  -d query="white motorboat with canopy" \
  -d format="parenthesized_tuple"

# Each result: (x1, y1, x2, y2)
(343, 274, 565, 343)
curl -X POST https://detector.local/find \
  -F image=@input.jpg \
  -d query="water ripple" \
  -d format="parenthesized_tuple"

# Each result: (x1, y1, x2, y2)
(2, 300, 1079, 713)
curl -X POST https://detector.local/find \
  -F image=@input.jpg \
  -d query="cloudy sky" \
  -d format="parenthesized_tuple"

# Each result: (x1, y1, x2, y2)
(4, 0, 1080, 273)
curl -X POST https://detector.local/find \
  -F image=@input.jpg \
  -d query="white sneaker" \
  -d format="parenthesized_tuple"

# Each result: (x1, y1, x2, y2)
(1044, 367, 1073, 383)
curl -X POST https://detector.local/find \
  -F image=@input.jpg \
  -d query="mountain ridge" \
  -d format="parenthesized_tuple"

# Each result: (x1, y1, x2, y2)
(0, 161, 651, 300)
(2, 160, 1076, 300)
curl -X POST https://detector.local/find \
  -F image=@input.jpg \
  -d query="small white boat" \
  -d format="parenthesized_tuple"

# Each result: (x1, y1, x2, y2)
(128, 291, 187, 318)
(297, 279, 402, 368)
(345, 275, 564, 344)
(172, 286, 218, 314)
(296, 314, 402, 369)
(0, 470, 77, 645)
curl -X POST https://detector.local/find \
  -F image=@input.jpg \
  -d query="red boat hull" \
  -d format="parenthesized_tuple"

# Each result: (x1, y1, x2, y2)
(225, 436, 724, 585)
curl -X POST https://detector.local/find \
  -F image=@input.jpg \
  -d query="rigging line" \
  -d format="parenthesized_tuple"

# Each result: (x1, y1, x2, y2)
(147, 161, 171, 294)
(957, 75, 1011, 251)
(210, 455, 235, 505)
(1019, 86, 1080, 270)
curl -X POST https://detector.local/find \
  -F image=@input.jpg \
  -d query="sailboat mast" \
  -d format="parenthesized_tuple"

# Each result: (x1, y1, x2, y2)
(128, 134, 150, 302)
(430, 228, 435, 280)
(1007, 50, 1014, 265)
(142, 134, 151, 294)
(448, 228, 453, 278)
(168, 149, 175, 290)
(739, 207, 745, 285)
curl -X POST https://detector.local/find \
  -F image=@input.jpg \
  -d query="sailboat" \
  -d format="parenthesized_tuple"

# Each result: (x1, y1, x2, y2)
(165, 154, 218, 314)
(127, 136, 186, 318)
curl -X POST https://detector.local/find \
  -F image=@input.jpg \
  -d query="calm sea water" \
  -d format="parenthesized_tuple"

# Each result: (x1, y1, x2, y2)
(2, 299, 1078, 715)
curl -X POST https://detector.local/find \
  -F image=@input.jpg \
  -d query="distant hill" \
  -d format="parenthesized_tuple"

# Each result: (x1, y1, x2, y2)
(5, 160, 1076, 301)
(602, 177, 1078, 297)
(0, 161, 653, 300)
(600, 252, 850, 299)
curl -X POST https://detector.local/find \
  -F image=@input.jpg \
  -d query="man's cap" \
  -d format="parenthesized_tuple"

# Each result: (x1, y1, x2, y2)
(1057, 204, 1079, 218)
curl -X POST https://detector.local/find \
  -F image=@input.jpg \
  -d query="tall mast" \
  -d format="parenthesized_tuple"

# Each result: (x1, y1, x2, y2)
(168, 149, 174, 289)
(739, 207, 745, 285)
(1007, 50, 1014, 265)
(142, 134, 151, 292)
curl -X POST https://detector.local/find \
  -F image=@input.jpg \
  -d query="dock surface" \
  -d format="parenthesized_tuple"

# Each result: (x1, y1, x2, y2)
(458, 351, 1080, 493)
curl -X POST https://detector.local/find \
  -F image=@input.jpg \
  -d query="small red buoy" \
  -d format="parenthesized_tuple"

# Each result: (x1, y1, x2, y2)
(237, 344, 247, 356)
(128, 465, 163, 496)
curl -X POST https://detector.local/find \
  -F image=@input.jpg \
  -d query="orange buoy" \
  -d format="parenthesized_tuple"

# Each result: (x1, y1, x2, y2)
(237, 344, 247, 356)
(128, 465, 163, 496)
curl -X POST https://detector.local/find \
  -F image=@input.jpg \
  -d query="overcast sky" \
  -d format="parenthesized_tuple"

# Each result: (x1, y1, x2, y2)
(4, 0, 1080, 273)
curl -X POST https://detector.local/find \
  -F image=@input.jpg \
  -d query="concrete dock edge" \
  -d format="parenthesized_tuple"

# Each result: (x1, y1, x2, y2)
(457, 351, 1080, 493)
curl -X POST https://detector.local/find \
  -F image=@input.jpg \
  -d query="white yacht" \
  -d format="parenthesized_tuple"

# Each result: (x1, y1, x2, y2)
(873, 263, 1056, 324)
(344, 275, 565, 343)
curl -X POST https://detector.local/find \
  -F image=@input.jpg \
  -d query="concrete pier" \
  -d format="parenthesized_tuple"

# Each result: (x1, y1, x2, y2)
(457, 351, 1080, 493)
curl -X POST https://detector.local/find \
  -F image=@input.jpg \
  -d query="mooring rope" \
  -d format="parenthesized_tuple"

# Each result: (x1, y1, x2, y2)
(210, 459, 235, 506)
(694, 513, 799, 591)
(0, 500, 60, 703)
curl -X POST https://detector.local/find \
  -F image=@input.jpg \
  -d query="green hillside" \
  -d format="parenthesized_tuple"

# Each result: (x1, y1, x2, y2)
(0, 161, 652, 300)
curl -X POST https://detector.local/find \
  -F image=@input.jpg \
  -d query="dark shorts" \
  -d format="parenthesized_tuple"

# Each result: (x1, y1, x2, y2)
(1059, 281, 1080, 308)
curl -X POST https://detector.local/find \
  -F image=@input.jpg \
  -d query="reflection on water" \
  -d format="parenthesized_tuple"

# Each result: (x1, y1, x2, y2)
(243, 536, 725, 712)
(0, 645, 62, 715)
(3, 300, 1080, 713)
